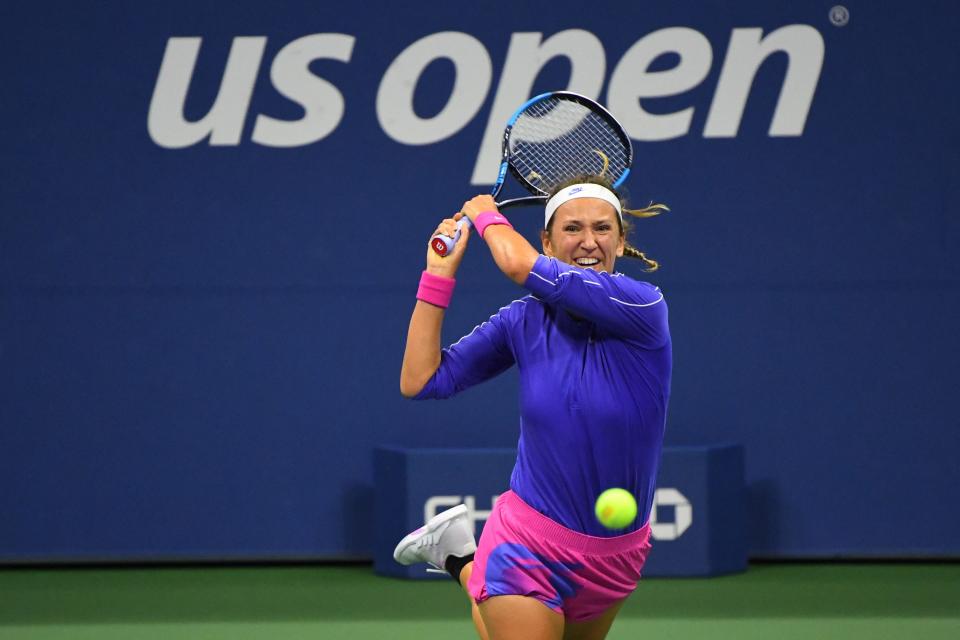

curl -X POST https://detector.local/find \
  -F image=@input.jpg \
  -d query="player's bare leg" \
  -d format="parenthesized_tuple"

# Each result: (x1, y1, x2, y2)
(457, 561, 489, 640)
(478, 594, 564, 640)
(562, 599, 626, 640)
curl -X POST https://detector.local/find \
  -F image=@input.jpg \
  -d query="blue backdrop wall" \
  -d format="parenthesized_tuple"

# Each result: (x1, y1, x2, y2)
(2, 0, 958, 561)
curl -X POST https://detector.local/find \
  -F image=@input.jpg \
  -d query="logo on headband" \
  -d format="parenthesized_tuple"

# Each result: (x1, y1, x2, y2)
(568, 186, 584, 195)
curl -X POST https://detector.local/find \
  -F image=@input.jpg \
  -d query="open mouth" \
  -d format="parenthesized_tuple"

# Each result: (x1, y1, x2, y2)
(575, 257, 601, 267)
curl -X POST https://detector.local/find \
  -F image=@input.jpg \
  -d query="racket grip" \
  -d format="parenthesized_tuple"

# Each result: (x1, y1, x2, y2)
(430, 217, 473, 257)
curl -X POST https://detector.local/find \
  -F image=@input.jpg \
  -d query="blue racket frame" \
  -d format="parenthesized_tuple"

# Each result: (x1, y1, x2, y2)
(430, 91, 633, 257)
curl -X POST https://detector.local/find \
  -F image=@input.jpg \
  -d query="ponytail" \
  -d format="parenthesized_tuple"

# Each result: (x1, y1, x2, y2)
(622, 243, 659, 272)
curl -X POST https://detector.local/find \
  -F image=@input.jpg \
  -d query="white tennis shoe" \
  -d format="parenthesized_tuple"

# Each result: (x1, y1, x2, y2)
(393, 504, 477, 573)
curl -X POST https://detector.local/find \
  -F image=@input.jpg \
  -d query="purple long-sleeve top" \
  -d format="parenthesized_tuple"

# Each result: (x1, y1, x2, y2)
(416, 255, 672, 536)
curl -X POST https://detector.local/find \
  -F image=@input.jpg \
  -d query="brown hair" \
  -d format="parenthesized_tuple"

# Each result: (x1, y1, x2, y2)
(544, 175, 668, 272)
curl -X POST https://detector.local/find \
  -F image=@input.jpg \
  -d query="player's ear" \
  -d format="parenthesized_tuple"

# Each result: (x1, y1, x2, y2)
(541, 229, 554, 256)
(616, 233, 625, 257)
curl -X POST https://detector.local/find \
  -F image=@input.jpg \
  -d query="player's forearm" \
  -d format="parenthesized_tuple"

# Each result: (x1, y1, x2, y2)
(481, 225, 539, 285)
(400, 301, 445, 397)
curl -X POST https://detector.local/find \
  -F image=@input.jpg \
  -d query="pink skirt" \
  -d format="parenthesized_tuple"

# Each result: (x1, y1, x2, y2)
(467, 490, 653, 622)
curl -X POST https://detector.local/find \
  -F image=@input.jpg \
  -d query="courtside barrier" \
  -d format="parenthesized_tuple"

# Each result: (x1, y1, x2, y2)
(374, 445, 746, 578)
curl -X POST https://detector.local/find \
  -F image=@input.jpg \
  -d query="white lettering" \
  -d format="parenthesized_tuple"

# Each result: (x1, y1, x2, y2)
(424, 490, 689, 540)
(147, 25, 827, 152)
(470, 30, 606, 184)
(704, 25, 825, 137)
(424, 494, 500, 531)
(607, 28, 713, 142)
(377, 32, 492, 145)
(251, 34, 355, 147)
(423, 495, 462, 525)
(148, 37, 265, 148)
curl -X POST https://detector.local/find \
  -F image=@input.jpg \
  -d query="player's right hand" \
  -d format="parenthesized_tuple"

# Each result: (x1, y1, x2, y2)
(426, 212, 470, 277)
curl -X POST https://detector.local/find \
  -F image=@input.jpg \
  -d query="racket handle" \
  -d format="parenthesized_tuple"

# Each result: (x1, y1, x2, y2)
(430, 217, 473, 257)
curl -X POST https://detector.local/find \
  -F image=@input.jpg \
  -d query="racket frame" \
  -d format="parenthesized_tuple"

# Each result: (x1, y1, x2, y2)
(430, 91, 633, 256)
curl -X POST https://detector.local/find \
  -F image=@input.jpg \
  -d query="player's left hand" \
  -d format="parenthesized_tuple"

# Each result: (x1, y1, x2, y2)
(460, 194, 498, 223)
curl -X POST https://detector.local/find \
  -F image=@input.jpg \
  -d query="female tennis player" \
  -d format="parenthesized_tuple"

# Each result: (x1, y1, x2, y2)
(395, 176, 671, 640)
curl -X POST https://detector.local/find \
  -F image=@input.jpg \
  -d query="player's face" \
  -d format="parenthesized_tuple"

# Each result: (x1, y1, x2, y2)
(541, 198, 625, 274)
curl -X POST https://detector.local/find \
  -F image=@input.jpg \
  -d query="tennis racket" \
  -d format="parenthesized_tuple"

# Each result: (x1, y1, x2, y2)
(431, 91, 633, 257)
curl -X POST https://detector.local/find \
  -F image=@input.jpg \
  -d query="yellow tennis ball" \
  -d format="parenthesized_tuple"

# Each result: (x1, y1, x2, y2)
(594, 488, 637, 529)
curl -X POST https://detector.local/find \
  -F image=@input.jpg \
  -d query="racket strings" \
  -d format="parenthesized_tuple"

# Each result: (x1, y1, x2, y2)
(514, 130, 629, 191)
(526, 122, 628, 182)
(510, 98, 630, 194)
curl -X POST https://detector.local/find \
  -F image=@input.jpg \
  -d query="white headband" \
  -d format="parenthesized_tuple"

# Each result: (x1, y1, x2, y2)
(544, 183, 622, 228)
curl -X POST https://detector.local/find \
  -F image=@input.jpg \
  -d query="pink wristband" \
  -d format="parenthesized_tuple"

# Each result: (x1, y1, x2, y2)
(474, 210, 514, 239)
(416, 271, 456, 308)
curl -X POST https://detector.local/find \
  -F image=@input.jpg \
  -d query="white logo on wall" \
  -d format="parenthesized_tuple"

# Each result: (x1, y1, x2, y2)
(148, 25, 825, 183)
(649, 488, 693, 541)
(424, 488, 692, 541)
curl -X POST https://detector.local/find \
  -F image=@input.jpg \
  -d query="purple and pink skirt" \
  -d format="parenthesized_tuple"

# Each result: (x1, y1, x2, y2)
(467, 489, 653, 622)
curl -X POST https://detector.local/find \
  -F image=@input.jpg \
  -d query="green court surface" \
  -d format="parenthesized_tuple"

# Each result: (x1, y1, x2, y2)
(1, 563, 958, 639)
